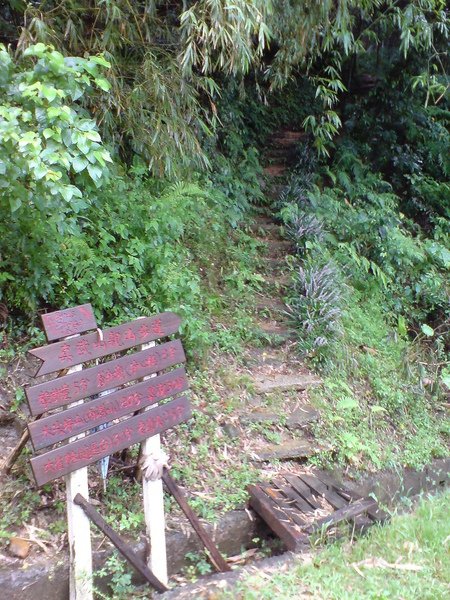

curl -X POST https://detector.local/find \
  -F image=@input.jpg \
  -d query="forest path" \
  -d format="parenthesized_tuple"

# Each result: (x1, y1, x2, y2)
(229, 128, 324, 463)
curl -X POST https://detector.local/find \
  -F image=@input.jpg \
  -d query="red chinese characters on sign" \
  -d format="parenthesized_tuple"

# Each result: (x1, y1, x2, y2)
(31, 395, 191, 486)
(30, 312, 182, 377)
(26, 339, 186, 416)
(38, 384, 70, 411)
(41, 304, 97, 341)
(28, 367, 189, 451)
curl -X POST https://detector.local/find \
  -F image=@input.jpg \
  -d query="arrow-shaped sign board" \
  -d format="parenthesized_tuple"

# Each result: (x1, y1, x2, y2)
(26, 339, 186, 416)
(29, 367, 189, 450)
(30, 395, 192, 487)
(30, 312, 181, 376)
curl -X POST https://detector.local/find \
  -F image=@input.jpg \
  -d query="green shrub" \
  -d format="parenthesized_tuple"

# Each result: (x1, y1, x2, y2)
(0, 43, 112, 313)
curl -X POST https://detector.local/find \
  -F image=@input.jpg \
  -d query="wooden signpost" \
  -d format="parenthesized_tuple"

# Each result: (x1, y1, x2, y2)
(22, 304, 229, 598)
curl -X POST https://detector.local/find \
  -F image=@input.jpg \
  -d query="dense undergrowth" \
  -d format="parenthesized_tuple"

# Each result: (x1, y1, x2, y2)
(278, 70, 449, 470)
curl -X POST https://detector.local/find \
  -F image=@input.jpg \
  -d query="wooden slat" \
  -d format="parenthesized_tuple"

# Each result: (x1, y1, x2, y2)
(41, 304, 97, 341)
(26, 339, 185, 416)
(260, 484, 306, 528)
(297, 473, 348, 510)
(30, 312, 181, 376)
(248, 485, 303, 551)
(284, 475, 322, 510)
(73, 494, 168, 593)
(29, 367, 189, 450)
(303, 499, 378, 534)
(274, 480, 316, 514)
(270, 481, 308, 525)
(31, 395, 191, 486)
(314, 471, 389, 523)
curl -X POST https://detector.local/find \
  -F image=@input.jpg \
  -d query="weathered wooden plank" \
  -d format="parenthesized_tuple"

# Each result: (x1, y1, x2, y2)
(162, 470, 231, 573)
(303, 499, 378, 534)
(41, 304, 97, 342)
(248, 484, 303, 551)
(31, 395, 191, 486)
(29, 367, 189, 450)
(30, 312, 181, 377)
(314, 471, 389, 523)
(284, 475, 322, 510)
(73, 493, 168, 593)
(263, 483, 306, 528)
(272, 480, 309, 523)
(273, 477, 316, 515)
(297, 473, 348, 510)
(26, 339, 185, 416)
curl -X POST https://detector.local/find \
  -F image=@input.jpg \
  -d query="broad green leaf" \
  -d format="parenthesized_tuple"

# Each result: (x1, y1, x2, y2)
(90, 55, 111, 68)
(94, 77, 111, 92)
(9, 196, 22, 212)
(72, 156, 88, 173)
(84, 130, 101, 142)
(421, 324, 434, 337)
(41, 85, 57, 102)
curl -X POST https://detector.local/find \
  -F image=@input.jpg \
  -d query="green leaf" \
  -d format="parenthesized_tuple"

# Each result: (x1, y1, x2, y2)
(41, 85, 57, 103)
(34, 164, 48, 180)
(9, 197, 22, 212)
(421, 324, 434, 337)
(90, 55, 111, 68)
(85, 130, 101, 142)
(94, 77, 111, 92)
(47, 107, 62, 120)
(87, 164, 103, 184)
(72, 156, 88, 173)
(397, 315, 407, 337)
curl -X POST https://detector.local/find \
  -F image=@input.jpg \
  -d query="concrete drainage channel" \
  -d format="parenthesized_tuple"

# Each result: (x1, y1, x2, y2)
(1, 458, 448, 600)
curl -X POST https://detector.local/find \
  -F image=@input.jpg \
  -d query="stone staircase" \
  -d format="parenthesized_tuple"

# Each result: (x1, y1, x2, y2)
(236, 128, 323, 464)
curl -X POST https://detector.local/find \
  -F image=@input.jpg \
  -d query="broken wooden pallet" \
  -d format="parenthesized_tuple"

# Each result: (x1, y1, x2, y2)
(248, 470, 388, 551)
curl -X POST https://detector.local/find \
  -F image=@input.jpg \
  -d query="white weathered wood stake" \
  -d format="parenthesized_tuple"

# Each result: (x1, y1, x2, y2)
(141, 340, 168, 585)
(66, 335, 93, 600)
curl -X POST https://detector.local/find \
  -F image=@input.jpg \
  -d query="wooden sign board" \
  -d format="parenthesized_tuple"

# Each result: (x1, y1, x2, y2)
(41, 304, 97, 341)
(29, 367, 189, 450)
(31, 395, 191, 487)
(26, 339, 185, 415)
(26, 306, 191, 488)
(23, 304, 231, 593)
(30, 312, 181, 376)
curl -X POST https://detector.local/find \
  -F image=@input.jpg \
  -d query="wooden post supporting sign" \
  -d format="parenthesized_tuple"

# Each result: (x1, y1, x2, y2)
(65, 340, 93, 600)
(140, 339, 168, 585)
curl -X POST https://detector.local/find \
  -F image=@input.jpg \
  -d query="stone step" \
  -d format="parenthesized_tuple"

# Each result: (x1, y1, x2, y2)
(263, 257, 288, 272)
(270, 131, 307, 144)
(254, 439, 316, 462)
(265, 147, 299, 159)
(251, 223, 284, 239)
(240, 405, 319, 428)
(253, 374, 322, 394)
(264, 164, 287, 177)
(264, 273, 291, 289)
(255, 298, 287, 313)
(269, 240, 293, 253)
(256, 320, 293, 338)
